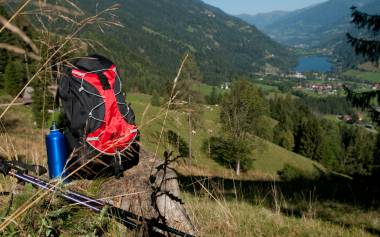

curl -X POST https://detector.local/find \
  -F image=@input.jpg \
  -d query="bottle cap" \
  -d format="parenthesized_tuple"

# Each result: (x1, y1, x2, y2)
(50, 121, 58, 131)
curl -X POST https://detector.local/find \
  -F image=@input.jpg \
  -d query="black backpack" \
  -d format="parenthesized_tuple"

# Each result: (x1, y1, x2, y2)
(58, 55, 139, 178)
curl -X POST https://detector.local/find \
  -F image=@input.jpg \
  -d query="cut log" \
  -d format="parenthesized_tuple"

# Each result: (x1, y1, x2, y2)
(98, 149, 197, 236)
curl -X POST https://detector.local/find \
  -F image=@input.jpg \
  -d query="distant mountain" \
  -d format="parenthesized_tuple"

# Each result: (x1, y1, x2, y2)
(74, 0, 295, 90)
(330, 0, 380, 66)
(236, 11, 289, 31)
(238, 0, 377, 48)
(237, 0, 380, 69)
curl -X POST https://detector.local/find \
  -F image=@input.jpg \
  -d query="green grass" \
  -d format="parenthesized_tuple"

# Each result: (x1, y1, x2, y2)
(2, 178, 377, 237)
(0, 183, 110, 236)
(357, 62, 380, 72)
(0, 92, 377, 237)
(183, 193, 375, 237)
(322, 114, 341, 122)
(252, 83, 279, 93)
(343, 70, 380, 83)
(194, 83, 224, 98)
(252, 139, 321, 177)
(127, 92, 321, 179)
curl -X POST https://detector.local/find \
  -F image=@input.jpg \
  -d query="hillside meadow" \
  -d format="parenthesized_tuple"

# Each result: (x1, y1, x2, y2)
(127, 92, 320, 179)
(0, 0, 380, 235)
(0, 93, 379, 236)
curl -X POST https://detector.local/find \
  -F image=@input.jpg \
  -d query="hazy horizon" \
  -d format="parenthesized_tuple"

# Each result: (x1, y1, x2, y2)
(202, 0, 327, 15)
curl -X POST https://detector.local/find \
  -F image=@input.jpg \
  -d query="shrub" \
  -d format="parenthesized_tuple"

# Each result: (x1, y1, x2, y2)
(166, 130, 189, 157)
(150, 90, 161, 106)
(278, 164, 317, 181)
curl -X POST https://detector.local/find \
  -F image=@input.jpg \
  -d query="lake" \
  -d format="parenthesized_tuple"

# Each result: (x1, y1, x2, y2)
(295, 56, 332, 73)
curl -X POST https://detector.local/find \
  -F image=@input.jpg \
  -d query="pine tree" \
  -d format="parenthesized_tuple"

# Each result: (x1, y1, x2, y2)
(373, 133, 380, 172)
(342, 128, 376, 176)
(32, 76, 54, 128)
(270, 95, 295, 132)
(345, 6, 380, 176)
(3, 60, 25, 96)
(0, 6, 12, 77)
(346, 7, 380, 63)
(345, 7, 380, 124)
(0, 5, 36, 92)
(0, 50, 8, 87)
(272, 98, 296, 150)
(206, 87, 220, 105)
(295, 118, 323, 160)
(315, 121, 344, 170)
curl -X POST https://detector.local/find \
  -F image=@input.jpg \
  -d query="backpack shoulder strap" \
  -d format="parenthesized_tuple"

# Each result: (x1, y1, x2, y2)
(97, 72, 111, 90)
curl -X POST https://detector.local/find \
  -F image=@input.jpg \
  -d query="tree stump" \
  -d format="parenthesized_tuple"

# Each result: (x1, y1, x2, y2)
(98, 149, 197, 236)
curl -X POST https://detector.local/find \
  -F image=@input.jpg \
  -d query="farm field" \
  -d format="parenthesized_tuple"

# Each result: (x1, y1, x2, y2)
(343, 70, 380, 83)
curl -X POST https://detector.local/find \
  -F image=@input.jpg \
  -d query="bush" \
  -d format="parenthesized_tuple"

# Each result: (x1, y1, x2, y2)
(278, 164, 317, 182)
(166, 130, 189, 157)
(150, 90, 161, 106)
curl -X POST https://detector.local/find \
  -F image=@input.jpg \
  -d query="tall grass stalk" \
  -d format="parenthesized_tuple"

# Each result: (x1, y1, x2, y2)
(150, 54, 189, 173)
(0, 1, 125, 231)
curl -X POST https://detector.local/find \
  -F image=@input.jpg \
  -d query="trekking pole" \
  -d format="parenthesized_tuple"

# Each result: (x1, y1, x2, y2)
(22, 173, 104, 206)
(0, 158, 196, 237)
(20, 172, 194, 236)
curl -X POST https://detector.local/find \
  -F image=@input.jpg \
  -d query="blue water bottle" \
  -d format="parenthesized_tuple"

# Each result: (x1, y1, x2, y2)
(46, 121, 68, 179)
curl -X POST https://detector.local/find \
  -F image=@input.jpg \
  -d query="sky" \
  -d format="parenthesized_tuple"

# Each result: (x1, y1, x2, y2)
(202, 0, 327, 15)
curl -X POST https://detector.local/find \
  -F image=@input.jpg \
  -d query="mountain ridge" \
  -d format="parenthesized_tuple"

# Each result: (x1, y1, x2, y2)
(75, 0, 296, 90)
(237, 0, 380, 68)
(236, 11, 289, 31)
(237, 0, 377, 48)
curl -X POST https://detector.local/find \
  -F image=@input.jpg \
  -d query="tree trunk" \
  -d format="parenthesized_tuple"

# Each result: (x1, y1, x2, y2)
(98, 149, 197, 236)
(188, 96, 192, 166)
(208, 137, 211, 158)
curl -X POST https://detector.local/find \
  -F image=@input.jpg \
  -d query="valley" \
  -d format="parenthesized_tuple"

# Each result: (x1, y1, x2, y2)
(0, 0, 379, 236)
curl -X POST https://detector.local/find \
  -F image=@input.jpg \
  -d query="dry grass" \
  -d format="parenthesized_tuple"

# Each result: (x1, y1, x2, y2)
(183, 192, 375, 237)
(0, 0, 127, 232)
(0, 2, 379, 237)
(0, 2, 193, 233)
(174, 163, 276, 181)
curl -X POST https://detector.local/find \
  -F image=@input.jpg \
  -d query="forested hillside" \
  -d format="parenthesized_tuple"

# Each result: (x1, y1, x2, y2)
(240, 0, 375, 47)
(74, 0, 296, 91)
(237, 0, 380, 68)
(0, 5, 35, 96)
